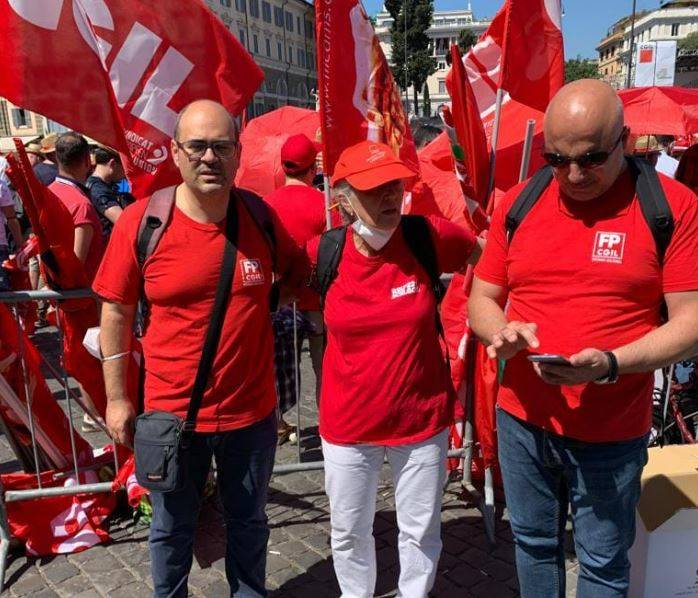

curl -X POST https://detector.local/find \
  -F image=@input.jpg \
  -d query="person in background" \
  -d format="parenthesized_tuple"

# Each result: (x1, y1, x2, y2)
(34, 133, 59, 186)
(675, 144, 698, 194)
(0, 178, 22, 291)
(265, 134, 327, 441)
(49, 132, 106, 433)
(87, 145, 134, 237)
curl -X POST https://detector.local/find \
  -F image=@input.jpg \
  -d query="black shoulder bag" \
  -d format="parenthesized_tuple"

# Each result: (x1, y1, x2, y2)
(133, 196, 239, 493)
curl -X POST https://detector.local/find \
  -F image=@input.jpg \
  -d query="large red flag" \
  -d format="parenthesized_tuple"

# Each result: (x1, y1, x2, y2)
(449, 0, 563, 122)
(316, 0, 419, 180)
(446, 45, 490, 210)
(0, 1, 263, 197)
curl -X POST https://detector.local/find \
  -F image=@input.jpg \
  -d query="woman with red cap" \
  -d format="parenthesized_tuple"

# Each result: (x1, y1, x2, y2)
(307, 140, 483, 597)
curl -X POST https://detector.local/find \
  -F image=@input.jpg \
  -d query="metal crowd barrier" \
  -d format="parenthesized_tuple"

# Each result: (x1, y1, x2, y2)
(0, 288, 496, 592)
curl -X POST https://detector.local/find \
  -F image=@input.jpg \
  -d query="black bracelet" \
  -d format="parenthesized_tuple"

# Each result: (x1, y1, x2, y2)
(603, 350, 619, 383)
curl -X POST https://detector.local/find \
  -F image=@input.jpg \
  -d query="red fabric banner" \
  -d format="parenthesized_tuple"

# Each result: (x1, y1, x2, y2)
(316, 0, 419, 179)
(0, 0, 263, 197)
(448, 0, 564, 121)
(446, 45, 490, 208)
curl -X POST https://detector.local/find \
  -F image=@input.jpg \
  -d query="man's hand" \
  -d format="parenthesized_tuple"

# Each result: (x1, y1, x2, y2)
(106, 397, 136, 448)
(533, 348, 610, 386)
(486, 321, 540, 360)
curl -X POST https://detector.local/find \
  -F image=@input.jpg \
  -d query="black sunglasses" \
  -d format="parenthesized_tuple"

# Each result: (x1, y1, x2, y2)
(175, 139, 237, 161)
(542, 130, 626, 169)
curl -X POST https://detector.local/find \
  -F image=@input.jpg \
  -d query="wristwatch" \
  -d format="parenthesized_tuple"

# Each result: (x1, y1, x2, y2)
(594, 351, 619, 385)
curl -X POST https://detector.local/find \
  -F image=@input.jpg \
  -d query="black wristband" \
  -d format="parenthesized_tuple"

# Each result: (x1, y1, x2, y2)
(597, 350, 619, 384)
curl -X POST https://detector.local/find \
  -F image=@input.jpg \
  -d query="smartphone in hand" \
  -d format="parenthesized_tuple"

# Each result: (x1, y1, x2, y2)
(527, 354, 572, 366)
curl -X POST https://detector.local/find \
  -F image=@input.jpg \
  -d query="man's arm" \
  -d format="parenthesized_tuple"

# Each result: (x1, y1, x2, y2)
(74, 224, 93, 264)
(103, 205, 124, 224)
(2, 206, 22, 247)
(535, 291, 698, 385)
(468, 276, 539, 360)
(100, 301, 137, 447)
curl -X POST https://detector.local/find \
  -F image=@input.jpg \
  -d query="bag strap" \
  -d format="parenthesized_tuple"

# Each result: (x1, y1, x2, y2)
(400, 217, 448, 364)
(401, 215, 446, 305)
(238, 189, 277, 273)
(182, 195, 239, 438)
(136, 185, 177, 268)
(628, 156, 675, 265)
(316, 225, 348, 308)
(505, 166, 554, 244)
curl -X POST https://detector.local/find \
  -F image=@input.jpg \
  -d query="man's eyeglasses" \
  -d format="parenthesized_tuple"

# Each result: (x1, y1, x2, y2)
(542, 130, 626, 169)
(175, 139, 238, 161)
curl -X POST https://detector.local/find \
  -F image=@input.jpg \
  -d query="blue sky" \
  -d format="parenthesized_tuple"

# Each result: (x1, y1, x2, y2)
(361, 0, 663, 59)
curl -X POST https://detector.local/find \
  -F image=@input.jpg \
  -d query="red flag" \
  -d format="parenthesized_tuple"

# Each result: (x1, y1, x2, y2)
(316, 0, 419, 180)
(446, 45, 491, 209)
(449, 0, 563, 120)
(0, 1, 263, 197)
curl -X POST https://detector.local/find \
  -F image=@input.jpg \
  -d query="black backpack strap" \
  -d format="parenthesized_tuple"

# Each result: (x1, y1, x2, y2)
(136, 186, 176, 268)
(238, 189, 277, 273)
(401, 215, 446, 304)
(316, 226, 348, 308)
(182, 195, 239, 440)
(238, 189, 280, 310)
(629, 156, 674, 265)
(505, 166, 554, 243)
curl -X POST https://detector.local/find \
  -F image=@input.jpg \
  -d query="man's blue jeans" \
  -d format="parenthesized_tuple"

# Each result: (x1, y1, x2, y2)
(497, 408, 648, 598)
(149, 411, 276, 598)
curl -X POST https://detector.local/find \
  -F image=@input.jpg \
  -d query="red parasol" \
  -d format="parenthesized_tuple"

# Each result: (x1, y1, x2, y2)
(618, 86, 698, 137)
(235, 107, 321, 197)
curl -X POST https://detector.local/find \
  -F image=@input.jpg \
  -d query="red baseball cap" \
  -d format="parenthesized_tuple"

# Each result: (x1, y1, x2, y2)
(330, 140, 417, 191)
(281, 134, 321, 175)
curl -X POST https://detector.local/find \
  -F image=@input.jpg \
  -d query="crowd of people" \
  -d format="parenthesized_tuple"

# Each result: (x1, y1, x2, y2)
(1, 78, 698, 598)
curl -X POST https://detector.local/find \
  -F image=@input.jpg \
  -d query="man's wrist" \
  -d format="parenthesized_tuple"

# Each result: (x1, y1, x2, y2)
(595, 350, 619, 384)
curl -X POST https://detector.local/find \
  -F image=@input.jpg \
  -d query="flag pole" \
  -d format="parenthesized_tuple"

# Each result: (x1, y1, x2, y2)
(518, 119, 537, 182)
(626, 0, 638, 89)
(485, 87, 504, 213)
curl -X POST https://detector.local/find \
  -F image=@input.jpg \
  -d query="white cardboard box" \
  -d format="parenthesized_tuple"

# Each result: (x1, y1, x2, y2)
(629, 444, 698, 598)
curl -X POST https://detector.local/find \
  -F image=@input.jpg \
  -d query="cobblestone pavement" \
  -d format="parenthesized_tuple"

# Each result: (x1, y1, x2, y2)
(2, 328, 579, 597)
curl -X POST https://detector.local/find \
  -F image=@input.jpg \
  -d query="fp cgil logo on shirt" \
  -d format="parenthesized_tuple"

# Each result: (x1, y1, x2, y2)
(592, 232, 626, 264)
(240, 259, 265, 286)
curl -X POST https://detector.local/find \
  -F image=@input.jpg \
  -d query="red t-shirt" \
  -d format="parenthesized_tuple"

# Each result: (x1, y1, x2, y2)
(475, 169, 698, 442)
(93, 192, 306, 432)
(265, 184, 326, 311)
(307, 216, 477, 445)
(49, 177, 106, 282)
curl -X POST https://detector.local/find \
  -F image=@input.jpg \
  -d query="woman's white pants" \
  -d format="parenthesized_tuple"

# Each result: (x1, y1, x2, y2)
(322, 429, 448, 598)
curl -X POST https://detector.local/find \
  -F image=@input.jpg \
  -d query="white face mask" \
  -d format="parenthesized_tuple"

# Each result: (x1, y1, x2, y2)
(348, 198, 398, 251)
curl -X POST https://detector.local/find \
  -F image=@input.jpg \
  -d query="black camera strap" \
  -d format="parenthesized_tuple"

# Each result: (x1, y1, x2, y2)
(181, 194, 239, 442)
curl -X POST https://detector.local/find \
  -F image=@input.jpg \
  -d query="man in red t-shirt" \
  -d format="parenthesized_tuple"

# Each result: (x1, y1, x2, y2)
(94, 100, 305, 597)
(265, 134, 326, 425)
(49, 132, 105, 283)
(469, 80, 698, 597)
(49, 132, 106, 432)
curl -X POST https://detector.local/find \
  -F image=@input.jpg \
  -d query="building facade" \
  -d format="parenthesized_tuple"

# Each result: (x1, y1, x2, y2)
(0, 99, 45, 153)
(597, 0, 698, 89)
(205, 0, 317, 116)
(374, 4, 490, 116)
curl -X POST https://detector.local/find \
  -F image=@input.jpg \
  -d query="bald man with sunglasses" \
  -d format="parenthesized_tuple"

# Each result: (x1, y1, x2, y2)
(468, 79, 698, 597)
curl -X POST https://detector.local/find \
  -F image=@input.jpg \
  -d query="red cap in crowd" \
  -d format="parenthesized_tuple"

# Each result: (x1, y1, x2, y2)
(281, 134, 321, 175)
(330, 140, 417, 191)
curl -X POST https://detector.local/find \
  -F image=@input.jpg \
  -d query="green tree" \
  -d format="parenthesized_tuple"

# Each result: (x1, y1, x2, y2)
(422, 82, 431, 117)
(457, 28, 478, 53)
(385, 0, 437, 116)
(679, 31, 698, 51)
(565, 56, 601, 83)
